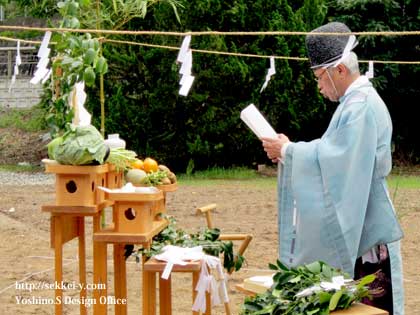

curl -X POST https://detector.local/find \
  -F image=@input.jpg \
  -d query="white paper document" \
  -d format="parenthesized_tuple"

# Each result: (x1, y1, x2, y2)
(240, 104, 277, 139)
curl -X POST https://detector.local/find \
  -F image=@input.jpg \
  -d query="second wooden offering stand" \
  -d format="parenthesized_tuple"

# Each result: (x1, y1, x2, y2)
(93, 188, 168, 315)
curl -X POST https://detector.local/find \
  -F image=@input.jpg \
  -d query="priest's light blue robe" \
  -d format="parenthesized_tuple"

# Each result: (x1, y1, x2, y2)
(278, 76, 404, 314)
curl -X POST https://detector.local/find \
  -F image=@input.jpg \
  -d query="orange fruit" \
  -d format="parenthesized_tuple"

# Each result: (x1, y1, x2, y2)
(131, 159, 144, 170)
(143, 157, 158, 173)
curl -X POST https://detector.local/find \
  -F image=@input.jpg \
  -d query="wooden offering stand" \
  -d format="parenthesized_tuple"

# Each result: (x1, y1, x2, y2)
(140, 183, 178, 220)
(94, 189, 168, 315)
(41, 162, 115, 315)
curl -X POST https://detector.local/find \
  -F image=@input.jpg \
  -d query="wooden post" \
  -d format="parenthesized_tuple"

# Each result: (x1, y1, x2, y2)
(54, 216, 63, 315)
(159, 276, 172, 315)
(93, 213, 107, 315)
(142, 242, 156, 315)
(54, 67, 62, 99)
(113, 244, 127, 315)
(196, 204, 217, 229)
(78, 217, 87, 315)
(192, 271, 199, 315)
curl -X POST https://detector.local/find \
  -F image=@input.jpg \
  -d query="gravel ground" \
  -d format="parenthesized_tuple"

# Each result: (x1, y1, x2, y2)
(0, 171, 54, 185)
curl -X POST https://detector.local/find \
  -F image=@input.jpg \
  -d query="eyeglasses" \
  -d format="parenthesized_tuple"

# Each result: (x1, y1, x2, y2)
(314, 68, 328, 82)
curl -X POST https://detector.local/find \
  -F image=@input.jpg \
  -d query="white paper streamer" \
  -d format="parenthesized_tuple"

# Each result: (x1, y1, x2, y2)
(38, 31, 52, 59)
(179, 75, 195, 96)
(260, 56, 276, 93)
(177, 35, 191, 63)
(176, 37, 196, 96)
(41, 69, 52, 84)
(179, 49, 192, 75)
(30, 67, 49, 85)
(30, 32, 51, 85)
(365, 61, 374, 79)
(152, 245, 229, 313)
(192, 255, 229, 313)
(69, 82, 91, 126)
(9, 40, 21, 92)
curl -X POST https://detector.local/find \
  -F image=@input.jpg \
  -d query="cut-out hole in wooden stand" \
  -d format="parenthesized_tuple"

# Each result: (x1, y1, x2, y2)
(66, 180, 77, 193)
(124, 208, 136, 221)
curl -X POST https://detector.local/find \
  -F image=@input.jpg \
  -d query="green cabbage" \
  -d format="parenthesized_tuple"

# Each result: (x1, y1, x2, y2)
(47, 124, 108, 165)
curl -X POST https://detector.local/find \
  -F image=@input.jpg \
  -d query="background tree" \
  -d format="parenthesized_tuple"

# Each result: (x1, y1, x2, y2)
(87, 0, 329, 171)
(327, 0, 420, 164)
(4, 0, 419, 169)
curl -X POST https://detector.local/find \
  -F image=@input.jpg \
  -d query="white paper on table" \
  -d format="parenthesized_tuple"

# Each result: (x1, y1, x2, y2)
(179, 75, 195, 96)
(38, 31, 52, 58)
(240, 104, 277, 139)
(246, 275, 274, 288)
(177, 35, 191, 63)
(98, 184, 159, 194)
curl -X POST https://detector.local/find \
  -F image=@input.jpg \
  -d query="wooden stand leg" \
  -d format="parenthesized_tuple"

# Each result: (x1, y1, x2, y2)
(142, 246, 156, 315)
(114, 244, 127, 315)
(205, 292, 211, 315)
(93, 214, 107, 315)
(192, 271, 199, 315)
(78, 217, 87, 315)
(159, 275, 171, 315)
(54, 216, 63, 315)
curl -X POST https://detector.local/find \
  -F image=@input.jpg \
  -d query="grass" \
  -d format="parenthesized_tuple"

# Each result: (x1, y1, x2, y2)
(178, 167, 276, 187)
(0, 107, 46, 132)
(0, 164, 43, 172)
(388, 175, 420, 189)
(1, 163, 418, 188)
(178, 166, 420, 189)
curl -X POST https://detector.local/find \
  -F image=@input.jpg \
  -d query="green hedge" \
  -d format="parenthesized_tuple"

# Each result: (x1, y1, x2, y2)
(87, 0, 329, 171)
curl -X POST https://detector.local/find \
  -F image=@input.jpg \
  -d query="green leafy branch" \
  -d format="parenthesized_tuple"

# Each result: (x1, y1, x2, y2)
(241, 260, 376, 315)
(44, 0, 109, 136)
(131, 216, 245, 273)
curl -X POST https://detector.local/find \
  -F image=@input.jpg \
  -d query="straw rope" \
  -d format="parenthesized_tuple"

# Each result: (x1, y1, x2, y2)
(1, 24, 420, 37)
(1, 27, 420, 64)
(103, 38, 420, 64)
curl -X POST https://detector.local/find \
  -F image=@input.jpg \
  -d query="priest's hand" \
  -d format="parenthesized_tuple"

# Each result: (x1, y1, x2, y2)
(261, 134, 290, 163)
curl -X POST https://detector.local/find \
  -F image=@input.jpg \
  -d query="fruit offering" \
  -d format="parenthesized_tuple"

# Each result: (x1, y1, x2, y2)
(125, 157, 176, 186)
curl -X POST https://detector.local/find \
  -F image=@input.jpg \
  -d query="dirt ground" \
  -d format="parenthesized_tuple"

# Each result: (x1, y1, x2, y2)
(0, 178, 419, 315)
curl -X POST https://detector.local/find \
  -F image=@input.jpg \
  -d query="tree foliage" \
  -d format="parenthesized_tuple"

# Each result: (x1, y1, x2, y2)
(327, 0, 420, 164)
(9, 0, 419, 169)
(85, 0, 329, 171)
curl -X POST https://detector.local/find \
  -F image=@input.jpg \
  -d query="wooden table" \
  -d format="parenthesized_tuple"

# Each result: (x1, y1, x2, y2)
(143, 258, 212, 315)
(235, 284, 388, 315)
(94, 220, 169, 315)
